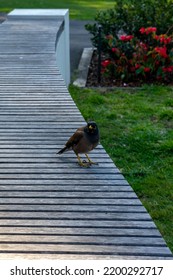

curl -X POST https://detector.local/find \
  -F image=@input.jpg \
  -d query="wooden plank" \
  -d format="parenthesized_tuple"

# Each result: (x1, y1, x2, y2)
(0, 153, 112, 158)
(0, 162, 117, 169)
(0, 169, 122, 175)
(0, 205, 146, 213)
(0, 117, 85, 122)
(0, 158, 117, 164)
(0, 190, 137, 198)
(0, 219, 157, 228)
(0, 212, 151, 221)
(0, 235, 166, 247)
(0, 172, 124, 181)
(0, 198, 140, 205)
(0, 226, 161, 237)
(0, 184, 131, 192)
(0, 243, 171, 257)
(0, 254, 171, 260)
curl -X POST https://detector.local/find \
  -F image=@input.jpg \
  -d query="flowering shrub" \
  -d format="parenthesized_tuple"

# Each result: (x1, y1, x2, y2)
(85, 0, 173, 50)
(101, 27, 173, 85)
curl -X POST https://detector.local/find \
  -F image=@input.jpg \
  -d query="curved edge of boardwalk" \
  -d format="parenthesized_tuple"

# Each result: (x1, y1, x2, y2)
(0, 9, 172, 260)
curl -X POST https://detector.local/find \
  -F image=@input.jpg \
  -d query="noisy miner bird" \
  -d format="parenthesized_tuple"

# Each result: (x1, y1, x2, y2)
(57, 121, 100, 167)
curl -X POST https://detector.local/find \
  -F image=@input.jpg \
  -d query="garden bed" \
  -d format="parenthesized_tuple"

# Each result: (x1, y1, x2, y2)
(86, 50, 143, 87)
(86, 48, 173, 88)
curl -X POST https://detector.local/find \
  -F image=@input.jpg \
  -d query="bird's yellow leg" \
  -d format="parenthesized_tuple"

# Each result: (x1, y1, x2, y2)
(76, 153, 89, 167)
(85, 154, 98, 165)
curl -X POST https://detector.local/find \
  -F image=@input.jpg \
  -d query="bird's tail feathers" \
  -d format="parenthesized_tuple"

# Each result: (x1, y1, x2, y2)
(57, 146, 67, 154)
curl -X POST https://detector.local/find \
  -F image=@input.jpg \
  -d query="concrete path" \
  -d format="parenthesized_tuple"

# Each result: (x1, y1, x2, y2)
(70, 20, 92, 80)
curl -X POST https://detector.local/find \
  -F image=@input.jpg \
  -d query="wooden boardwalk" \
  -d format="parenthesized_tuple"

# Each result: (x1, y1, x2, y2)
(0, 12, 172, 259)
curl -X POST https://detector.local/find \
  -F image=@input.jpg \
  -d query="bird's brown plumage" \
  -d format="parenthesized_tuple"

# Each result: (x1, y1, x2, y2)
(57, 121, 99, 167)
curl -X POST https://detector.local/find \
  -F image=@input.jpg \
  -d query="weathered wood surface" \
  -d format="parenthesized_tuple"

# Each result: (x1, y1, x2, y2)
(0, 15, 172, 260)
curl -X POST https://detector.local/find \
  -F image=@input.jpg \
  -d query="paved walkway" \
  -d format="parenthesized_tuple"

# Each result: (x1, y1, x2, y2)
(0, 12, 172, 259)
(70, 20, 92, 79)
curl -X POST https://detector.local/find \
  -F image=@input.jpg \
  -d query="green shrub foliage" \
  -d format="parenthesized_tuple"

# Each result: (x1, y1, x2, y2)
(85, 0, 173, 49)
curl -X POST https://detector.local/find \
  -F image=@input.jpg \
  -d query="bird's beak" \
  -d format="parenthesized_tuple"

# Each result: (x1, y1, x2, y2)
(89, 125, 93, 130)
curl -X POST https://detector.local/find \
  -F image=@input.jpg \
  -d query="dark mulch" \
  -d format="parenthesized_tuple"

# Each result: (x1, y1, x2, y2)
(86, 50, 118, 87)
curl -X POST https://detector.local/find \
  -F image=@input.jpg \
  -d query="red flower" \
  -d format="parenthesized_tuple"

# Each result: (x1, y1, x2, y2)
(139, 42, 148, 51)
(139, 27, 157, 34)
(162, 66, 173, 72)
(148, 27, 157, 33)
(165, 37, 171, 44)
(160, 36, 166, 44)
(155, 46, 168, 58)
(143, 55, 148, 62)
(154, 34, 172, 45)
(144, 67, 151, 72)
(120, 35, 126, 41)
(120, 35, 134, 41)
(101, 60, 111, 68)
(127, 35, 134, 41)
(154, 35, 159, 40)
(139, 27, 146, 34)
(112, 47, 119, 53)
(135, 64, 141, 69)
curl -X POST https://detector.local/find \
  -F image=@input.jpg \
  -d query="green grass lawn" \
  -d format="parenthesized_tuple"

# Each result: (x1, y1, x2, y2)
(0, 0, 115, 20)
(69, 84, 173, 253)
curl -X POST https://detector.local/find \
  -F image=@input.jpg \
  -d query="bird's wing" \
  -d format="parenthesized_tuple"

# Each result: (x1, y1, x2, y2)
(65, 130, 84, 148)
(76, 126, 85, 132)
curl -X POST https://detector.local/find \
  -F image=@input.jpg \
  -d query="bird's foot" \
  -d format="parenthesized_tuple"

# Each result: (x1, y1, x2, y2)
(85, 154, 98, 166)
(78, 160, 91, 168)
